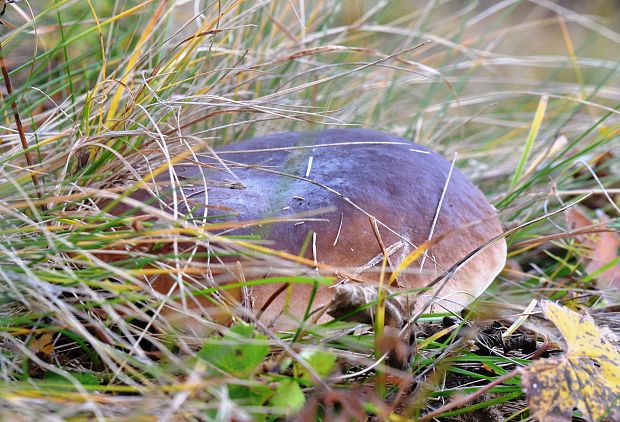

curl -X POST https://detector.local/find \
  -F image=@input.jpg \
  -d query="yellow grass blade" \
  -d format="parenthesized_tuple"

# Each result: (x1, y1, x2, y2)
(388, 241, 429, 286)
(105, 1, 168, 127)
(509, 94, 548, 190)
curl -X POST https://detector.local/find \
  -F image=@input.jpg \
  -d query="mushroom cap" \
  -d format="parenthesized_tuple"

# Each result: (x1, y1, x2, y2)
(150, 128, 506, 327)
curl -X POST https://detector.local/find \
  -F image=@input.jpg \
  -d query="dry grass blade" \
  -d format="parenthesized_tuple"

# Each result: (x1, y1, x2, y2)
(1, 1, 619, 420)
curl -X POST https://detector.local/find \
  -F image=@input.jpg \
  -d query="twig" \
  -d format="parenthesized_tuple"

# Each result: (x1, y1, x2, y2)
(370, 216, 402, 288)
(0, 40, 41, 198)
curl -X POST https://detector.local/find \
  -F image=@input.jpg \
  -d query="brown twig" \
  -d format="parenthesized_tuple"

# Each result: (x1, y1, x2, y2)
(0, 40, 41, 198)
(370, 216, 402, 288)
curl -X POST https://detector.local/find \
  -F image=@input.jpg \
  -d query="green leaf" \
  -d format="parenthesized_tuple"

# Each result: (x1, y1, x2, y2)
(269, 380, 305, 417)
(296, 348, 337, 386)
(229, 383, 273, 403)
(42, 371, 100, 386)
(198, 324, 269, 378)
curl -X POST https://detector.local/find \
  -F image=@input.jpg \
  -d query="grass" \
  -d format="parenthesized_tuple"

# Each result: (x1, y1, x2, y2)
(1, 0, 619, 420)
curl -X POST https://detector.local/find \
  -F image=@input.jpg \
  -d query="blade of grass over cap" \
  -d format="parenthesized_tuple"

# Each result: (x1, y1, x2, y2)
(1, 2, 620, 420)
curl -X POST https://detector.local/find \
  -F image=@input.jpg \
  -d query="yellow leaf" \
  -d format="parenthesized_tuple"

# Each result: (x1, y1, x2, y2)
(521, 301, 620, 421)
(30, 333, 54, 355)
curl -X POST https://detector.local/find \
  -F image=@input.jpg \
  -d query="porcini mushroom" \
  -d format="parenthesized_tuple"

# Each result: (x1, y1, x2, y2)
(108, 128, 506, 329)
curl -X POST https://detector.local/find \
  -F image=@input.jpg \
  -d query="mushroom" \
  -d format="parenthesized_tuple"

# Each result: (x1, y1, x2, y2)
(109, 128, 506, 329)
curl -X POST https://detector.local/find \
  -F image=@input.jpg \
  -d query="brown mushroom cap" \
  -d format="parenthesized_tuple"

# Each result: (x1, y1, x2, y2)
(129, 128, 506, 328)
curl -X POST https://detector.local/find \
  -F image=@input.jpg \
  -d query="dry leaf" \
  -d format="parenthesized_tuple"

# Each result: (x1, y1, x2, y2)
(30, 333, 54, 355)
(521, 301, 620, 421)
(566, 206, 619, 289)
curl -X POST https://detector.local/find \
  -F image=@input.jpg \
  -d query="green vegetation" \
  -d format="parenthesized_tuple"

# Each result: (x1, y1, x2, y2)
(1, 1, 618, 420)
